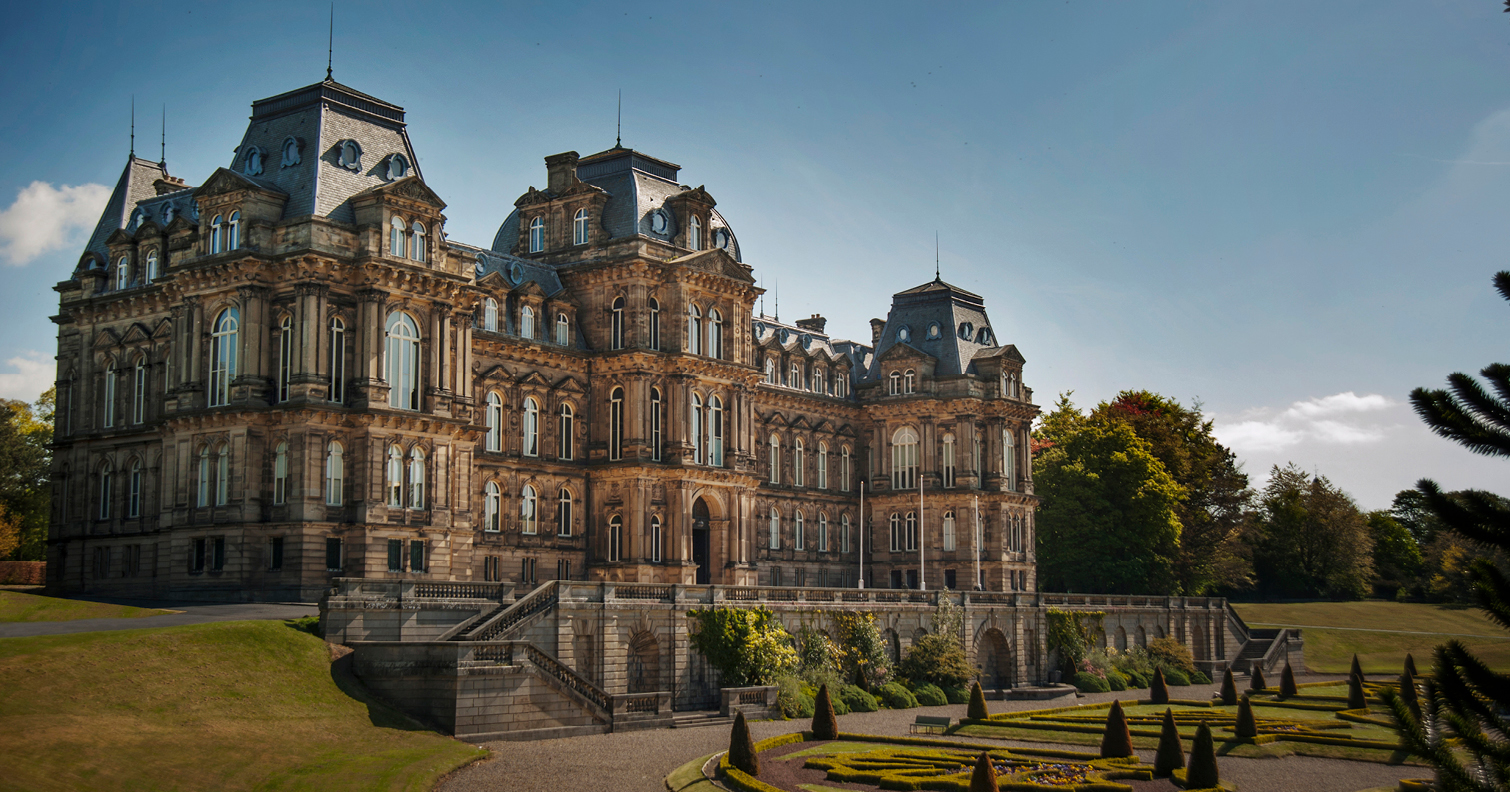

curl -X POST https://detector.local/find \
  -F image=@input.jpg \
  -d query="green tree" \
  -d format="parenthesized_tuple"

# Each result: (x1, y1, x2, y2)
(0, 388, 52, 561)
(1366, 510, 1423, 598)
(687, 607, 798, 687)
(1250, 464, 1373, 600)
(1034, 417, 1183, 594)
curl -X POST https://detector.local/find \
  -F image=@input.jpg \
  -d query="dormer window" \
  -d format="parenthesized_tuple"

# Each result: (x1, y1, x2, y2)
(556, 313, 569, 345)
(714, 228, 730, 250)
(904, 369, 916, 394)
(390, 217, 405, 256)
(520, 305, 535, 339)
(386, 154, 409, 181)
(688, 215, 702, 251)
(897, 326, 910, 343)
(529, 217, 544, 253)
(889, 371, 901, 396)
(927, 322, 941, 339)
(281, 137, 302, 167)
(145, 251, 158, 282)
(243, 146, 264, 176)
(958, 321, 973, 339)
(483, 298, 498, 332)
(338, 140, 362, 171)
(790, 361, 800, 389)
(977, 327, 992, 345)
(116, 256, 130, 290)
(573, 209, 589, 246)
(410, 222, 425, 262)
(227, 212, 240, 251)
(210, 215, 224, 254)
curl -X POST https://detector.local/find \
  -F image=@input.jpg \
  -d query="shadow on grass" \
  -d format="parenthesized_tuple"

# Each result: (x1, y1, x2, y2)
(327, 649, 445, 733)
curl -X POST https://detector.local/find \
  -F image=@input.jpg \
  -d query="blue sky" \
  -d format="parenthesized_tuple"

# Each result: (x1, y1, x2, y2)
(1, 0, 1507, 509)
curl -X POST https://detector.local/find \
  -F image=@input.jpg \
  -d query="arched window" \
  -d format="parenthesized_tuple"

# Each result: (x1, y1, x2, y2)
(708, 309, 722, 359)
(216, 444, 230, 506)
(227, 212, 240, 251)
(889, 513, 901, 552)
(687, 304, 701, 355)
(390, 217, 405, 256)
(128, 459, 142, 518)
(688, 215, 702, 251)
(1003, 428, 1016, 492)
(649, 387, 663, 462)
(769, 434, 780, 484)
(795, 511, 805, 550)
(794, 439, 805, 487)
(814, 366, 825, 395)
(942, 433, 956, 488)
(483, 481, 500, 531)
(558, 403, 574, 460)
(520, 484, 537, 534)
(764, 357, 774, 384)
(768, 507, 780, 550)
(325, 441, 344, 506)
(385, 312, 420, 410)
(555, 313, 569, 345)
(410, 222, 425, 262)
(836, 372, 848, 398)
(573, 208, 589, 245)
(145, 250, 158, 282)
(529, 216, 544, 253)
(522, 396, 539, 457)
(790, 362, 800, 389)
(906, 511, 917, 552)
(607, 515, 623, 561)
(209, 307, 239, 407)
(329, 317, 346, 403)
(892, 426, 919, 490)
(819, 512, 829, 552)
(889, 371, 900, 396)
(841, 445, 852, 492)
(117, 256, 132, 289)
(943, 510, 956, 552)
(485, 392, 502, 452)
(973, 432, 983, 479)
(558, 488, 573, 536)
(817, 442, 828, 489)
(210, 215, 224, 254)
(387, 446, 404, 508)
(690, 393, 703, 464)
(520, 305, 535, 339)
(841, 514, 851, 554)
(273, 441, 288, 505)
(609, 387, 624, 461)
(98, 463, 112, 520)
(196, 447, 210, 507)
(904, 369, 916, 394)
(647, 297, 660, 351)
(277, 315, 293, 402)
(650, 515, 663, 562)
(408, 448, 425, 508)
(709, 396, 724, 467)
(611, 296, 626, 350)
(132, 358, 147, 424)
(483, 298, 498, 332)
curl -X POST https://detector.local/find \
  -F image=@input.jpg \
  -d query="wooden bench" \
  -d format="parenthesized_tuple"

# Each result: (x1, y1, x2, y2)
(909, 715, 951, 734)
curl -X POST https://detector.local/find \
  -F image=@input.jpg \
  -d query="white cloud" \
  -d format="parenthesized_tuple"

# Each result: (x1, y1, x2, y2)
(1213, 391, 1399, 455)
(0, 181, 111, 266)
(1213, 420, 1303, 453)
(1282, 391, 1391, 420)
(0, 351, 54, 402)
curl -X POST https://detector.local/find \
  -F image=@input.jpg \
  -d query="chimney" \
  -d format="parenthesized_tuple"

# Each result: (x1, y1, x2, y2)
(544, 151, 580, 194)
(870, 318, 886, 346)
(795, 313, 827, 334)
(153, 176, 187, 196)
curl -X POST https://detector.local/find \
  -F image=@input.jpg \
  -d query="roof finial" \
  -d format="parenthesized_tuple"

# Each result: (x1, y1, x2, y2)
(326, 2, 334, 80)
(935, 230, 940, 280)
(759, 275, 765, 318)
(616, 89, 622, 148)
(129, 96, 135, 157)
(160, 104, 166, 166)
(774, 277, 780, 322)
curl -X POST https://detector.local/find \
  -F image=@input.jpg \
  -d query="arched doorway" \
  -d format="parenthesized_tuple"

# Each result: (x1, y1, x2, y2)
(628, 629, 660, 693)
(692, 498, 711, 585)
(979, 628, 1014, 691)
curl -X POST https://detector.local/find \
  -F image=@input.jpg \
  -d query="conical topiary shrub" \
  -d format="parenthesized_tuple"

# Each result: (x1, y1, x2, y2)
(1185, 723, 1220, 788)
(812, 683, 839, 740)
(1280, 661, 1299, 698)
(1219, 667, 1238, 705)
(1150, 667, 1170, 705)
(1250, 665, 1267, 692)
(1404, 652, 1418, 680)
(967, 680, 991, 721)
(1153, 707, 1185, 778)
(1099, 700, 1134, 759)
(1399, 672, 1420, 721)
(1235, 695, 1258, 738)
(728, 711, 759, 776)
(1350, 653, 1364, 684)
(970, 751, 999, 792)
(1348, 672, 1368, 711)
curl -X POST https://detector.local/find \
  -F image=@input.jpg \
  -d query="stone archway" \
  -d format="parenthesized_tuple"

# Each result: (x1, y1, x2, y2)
(1115, 626, 1128, 651)
(692, 498, 711, 585)
(978, 627, 1014, 691)
(628, 628, 660, 693)
(689, 490, 730, 584)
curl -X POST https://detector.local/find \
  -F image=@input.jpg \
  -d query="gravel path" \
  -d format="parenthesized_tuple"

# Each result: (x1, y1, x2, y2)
(438, 675, 1426, 792)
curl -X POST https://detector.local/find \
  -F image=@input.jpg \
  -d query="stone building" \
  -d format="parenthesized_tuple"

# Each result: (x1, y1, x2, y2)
(47, 76, 1039, 603)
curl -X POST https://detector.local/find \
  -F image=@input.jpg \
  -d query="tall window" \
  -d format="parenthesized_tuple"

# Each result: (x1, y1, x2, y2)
(791, 362, 801, 389)
(647, 298, 660, 351)
(794, 439, 805, 487)
(522, 396, 539, 457)
(385, 312, 420, 410)
(390, 216, 405, 256)
(688, 215, 702, 250)
(607, 515, 623, 561)
(709, 396, 724, 467)
(942, 433, 956, 487)
(520, 484, 537, 534)
(211, 215, 224, 254)
(558, 488, 573, 536)
(102, 363, 118, 428)
(483, 298, 498, 331)
(227, 212, 240, 251)
(611, 297, 625, 350)
(841, 514, 851, 554)
(836, 372, 848, 398)
(768, 508, 780, 550)
(410, 222, 425, 262)
(906, 511, 917, 551)
(889, 513, 901, 552)
(273, 441, 288, 505)
(408, 448, 425, 508)
(325, 441, 343, 506)
(841, 446, 851, 492)
(650, 515, 663, 562)
(609, 387, 624, 461)
(708, 309, 722, 358)
(520, 305, 535, 339)
(817, 442, 828, 489)
(116, 256, 130, 290)
(209, 307, 239, 407)
(555, 313, 568, 345)
(98, 464, 112, 519)
(889, 371, 900, 396)
(128, 460, 142, 518)
(145, 251, 158, 282)
(387, 446, 404, 507)
(197, 447, 210, 507)
(277, 315, 293, 402)
(819, 513, 829, 552)
(764, 358, 775, 384)
(573, 208, 589, 245)
(558, 403, 574, 460)
(529, 216, 544, 253)
(1003, 428, 1016, 491)
(943, 510, 956, 551)
(769, 434, 780, 484)
(904, 369, 916, 394)
(690, 393, 703, 464)
(484, 482, 500, 531)
(974, 432, 983, 484)
(485, 392, 502, 452)
(687, 304, 701, 355)
(650, 387, 662, 462)
(795, 512, 805, 551)
(892, 427, 918, 490)
(329, 317, 346, 403)
(216, 444, 230, 506)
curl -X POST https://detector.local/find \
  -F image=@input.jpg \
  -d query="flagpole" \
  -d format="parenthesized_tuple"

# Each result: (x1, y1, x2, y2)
(918, 467, 925, 591)
(858, 480, 866, 589)
(974, 495, 982, 591)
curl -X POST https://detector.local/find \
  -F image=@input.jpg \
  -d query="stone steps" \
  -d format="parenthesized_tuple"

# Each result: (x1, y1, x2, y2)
(671, 711, 734, 730)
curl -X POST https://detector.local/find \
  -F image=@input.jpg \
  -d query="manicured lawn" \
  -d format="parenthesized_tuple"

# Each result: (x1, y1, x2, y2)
(0, 620, 484, 792)
(0, 590, 174, 622)
(1231, 600, 1510, 674)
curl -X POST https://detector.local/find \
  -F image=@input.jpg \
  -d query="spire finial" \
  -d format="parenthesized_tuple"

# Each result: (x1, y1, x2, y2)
(160, 104, 166, 166)
(775, 278, 780, 322)
(129, 96, 135, 157)
(759, 275, 765, 318)
(616, 89, 622, 148)
(326, 3, 334, 80)
(935, 230, 940, 280)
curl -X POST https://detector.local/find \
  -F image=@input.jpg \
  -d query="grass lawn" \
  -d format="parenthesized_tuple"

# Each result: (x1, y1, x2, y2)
(0, 620, 484, 792)
(0, 590, 175, 622)
(1231, 600, 1510, 674)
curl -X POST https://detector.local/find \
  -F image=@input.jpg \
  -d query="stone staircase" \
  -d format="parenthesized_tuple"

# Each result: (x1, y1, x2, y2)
(671, 711, 734, 730)
(448, 580, 560, 642)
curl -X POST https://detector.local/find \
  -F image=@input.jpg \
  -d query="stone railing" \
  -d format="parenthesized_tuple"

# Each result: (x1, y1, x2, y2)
(720, 686, 780, 719)
(1256, 628, 1303, 676)
(464, 580, 560, 642)
(524, 643, 610, 713)
(611, 691, 672, 718)
(414, 582, 508, 600)
(329, 577, 512, 603)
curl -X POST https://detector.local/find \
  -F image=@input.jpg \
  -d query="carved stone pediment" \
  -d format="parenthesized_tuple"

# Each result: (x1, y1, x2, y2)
(121, 322, 152, 344)
(763, 411, 790, 428)
(514, 186, 553, 208)
(878, 342, 937, 365)
(92, 328, 122, 349)
(353, 175, 447, 210)
(514, 280, 547, 298)
(478, 363, 512, 383)
(516, 370, 552, 387)
(151, 318, 174, 339)
(972, 344, 1026, 365)
(476, 271, 508, 291)
(554, 376, 586, 394)
(668, 248, 751, 282)
(193, 167, 287, 200)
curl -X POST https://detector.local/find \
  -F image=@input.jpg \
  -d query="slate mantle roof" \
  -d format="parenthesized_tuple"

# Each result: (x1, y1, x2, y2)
(80, 156, 174, 268)
(863, 277, 1003, 381)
